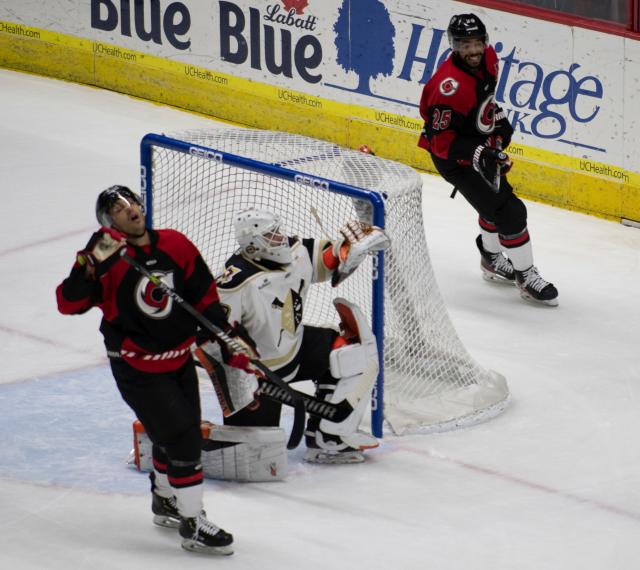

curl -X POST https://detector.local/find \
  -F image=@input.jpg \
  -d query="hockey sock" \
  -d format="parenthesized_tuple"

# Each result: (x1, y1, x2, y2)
(499, 229, 533, 271)
(151, 446, 173, 499)
(478, 217, 501, 254)
(168, 460, 204, 518)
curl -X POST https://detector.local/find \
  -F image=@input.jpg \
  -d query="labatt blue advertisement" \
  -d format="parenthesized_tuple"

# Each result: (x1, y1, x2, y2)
(0, 0, 637, 219)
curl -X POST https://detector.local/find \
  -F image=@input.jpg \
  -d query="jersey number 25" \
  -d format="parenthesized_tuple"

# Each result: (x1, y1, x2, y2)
(432, 109, 452, 131)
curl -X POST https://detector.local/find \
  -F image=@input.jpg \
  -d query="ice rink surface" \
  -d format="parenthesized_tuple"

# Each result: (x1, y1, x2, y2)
(1, 68, 639, 569)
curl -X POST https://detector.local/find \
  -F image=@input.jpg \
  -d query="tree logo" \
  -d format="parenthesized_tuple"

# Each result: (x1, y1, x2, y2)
(327, 0, 406, 105)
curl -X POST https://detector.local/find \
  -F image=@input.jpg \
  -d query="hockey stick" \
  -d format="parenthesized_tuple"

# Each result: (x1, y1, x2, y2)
(256, 377, 352, 422)
(477, 161, 501, 193)
(492, 139, 505, 192)
(473, 140, 508, 194)
(120, 251, 306, 449)
(192, 358, 354, 423)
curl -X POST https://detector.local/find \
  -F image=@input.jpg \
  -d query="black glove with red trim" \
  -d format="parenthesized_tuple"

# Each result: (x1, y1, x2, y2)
(77, 227, 127, 278)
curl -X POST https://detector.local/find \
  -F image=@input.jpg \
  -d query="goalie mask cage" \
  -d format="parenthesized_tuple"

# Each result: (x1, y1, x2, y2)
(141, 128, 509, 437)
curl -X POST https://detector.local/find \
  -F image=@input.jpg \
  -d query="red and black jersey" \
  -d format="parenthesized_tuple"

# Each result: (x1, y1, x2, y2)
(56, 229, 225, 373)
(418, 46, 510, 163)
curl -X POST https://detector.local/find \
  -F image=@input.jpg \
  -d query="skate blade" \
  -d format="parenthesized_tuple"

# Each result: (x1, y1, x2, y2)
(518, 290, 559, 307)
(181, 539, 234, 556)
(481, 268, 515, 285)
(153, 515, 180, 529)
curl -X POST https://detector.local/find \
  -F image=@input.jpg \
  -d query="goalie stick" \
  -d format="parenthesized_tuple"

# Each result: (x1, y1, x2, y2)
(120, 250, 306, 449)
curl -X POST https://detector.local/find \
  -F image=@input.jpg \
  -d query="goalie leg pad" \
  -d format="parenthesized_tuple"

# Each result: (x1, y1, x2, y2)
(318, 298, 379, 438)
(133, 421, 287, 482)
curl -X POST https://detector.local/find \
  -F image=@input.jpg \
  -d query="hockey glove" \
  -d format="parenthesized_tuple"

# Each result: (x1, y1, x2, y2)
(485, 136, 514, 178)
(331, 221, 391, 287)
(472, 146, 512, 191)
(219, 322, 260, 373)
(194, 340, 260, 416)
(77, 227, 127, 278)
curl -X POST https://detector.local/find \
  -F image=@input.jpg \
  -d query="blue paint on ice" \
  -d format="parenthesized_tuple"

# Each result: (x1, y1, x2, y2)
(0, 366, 223, 494)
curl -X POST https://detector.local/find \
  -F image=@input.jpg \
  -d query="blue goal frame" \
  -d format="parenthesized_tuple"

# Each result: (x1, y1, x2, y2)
(140, 133, 386, 438)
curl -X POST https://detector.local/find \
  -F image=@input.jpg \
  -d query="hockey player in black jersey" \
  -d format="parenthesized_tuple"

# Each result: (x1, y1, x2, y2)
(418, 13, 558, 306)
(56, 185, 254, 555)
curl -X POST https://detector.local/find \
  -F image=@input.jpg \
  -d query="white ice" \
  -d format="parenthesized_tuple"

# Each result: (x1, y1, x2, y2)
(1, 68, 639, 570)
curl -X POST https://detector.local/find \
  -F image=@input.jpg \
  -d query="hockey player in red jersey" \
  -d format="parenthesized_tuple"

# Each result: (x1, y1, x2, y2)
(56, 185, 252, 555)
(418, 13, 558, 306)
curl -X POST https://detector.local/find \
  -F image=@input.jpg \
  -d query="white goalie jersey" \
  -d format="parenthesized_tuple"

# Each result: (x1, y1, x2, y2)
(216, 237, 336, 380)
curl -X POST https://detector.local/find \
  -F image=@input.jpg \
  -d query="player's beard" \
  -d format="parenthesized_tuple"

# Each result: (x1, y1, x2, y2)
(463, 52, 483, 68)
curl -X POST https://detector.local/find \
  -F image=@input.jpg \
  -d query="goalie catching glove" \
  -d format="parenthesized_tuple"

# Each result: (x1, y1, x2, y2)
(331, 221, 390, 286)
(76, 227, 127, 278)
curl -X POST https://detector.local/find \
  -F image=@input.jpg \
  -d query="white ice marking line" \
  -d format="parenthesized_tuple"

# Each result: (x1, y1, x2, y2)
(0, 226, 95, 257)
(395, 444, 640, 523)
(0, 323, 95, 354)
(0, 361, 108, 386)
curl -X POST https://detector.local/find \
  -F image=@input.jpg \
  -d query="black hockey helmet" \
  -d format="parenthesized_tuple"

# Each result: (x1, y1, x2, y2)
(447, 14, 488, 50)
(96, 185, 143, 227)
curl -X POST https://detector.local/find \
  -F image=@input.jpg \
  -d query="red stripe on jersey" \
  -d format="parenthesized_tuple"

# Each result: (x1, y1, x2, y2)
(156, 229, 198, 280)
(55, 283, 93, 314)
(120, 336, 194, 373)
(168, 471, 204, 487)
(194, 285, 220, 314)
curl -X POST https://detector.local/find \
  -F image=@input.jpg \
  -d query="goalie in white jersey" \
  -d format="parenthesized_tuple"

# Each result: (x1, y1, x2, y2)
(214, 208, 389, 464)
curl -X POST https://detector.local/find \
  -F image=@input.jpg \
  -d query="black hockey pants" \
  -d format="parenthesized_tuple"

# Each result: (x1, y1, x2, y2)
(432, 155, 528, 236)
(110, 357, 202, 463)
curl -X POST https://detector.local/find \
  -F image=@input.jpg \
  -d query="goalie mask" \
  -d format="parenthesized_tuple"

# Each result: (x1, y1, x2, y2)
(96, 185, 144, 228)
(234, 208, 292, 265)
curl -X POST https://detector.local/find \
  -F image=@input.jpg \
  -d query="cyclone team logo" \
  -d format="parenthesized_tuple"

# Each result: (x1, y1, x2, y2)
(439, 78, 459, 96)
(476, 94, 496, 134)
(135, 271, 174, 319)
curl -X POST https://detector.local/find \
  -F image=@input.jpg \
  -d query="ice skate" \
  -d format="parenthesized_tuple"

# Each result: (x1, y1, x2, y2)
(515, 266, 558, 306)
(476, 235, 515, 284)
(151, 492, 180, 529)
(303, 430, 377, 465)
(179, 513, 233, 555)
(303, 447, 366, 464)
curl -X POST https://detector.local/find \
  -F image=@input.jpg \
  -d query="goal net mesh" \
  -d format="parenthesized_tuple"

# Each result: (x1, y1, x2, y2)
(144, 128, 509, 435)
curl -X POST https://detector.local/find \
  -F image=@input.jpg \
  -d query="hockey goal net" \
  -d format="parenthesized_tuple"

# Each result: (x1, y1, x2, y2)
(141, 128, 509, 436)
